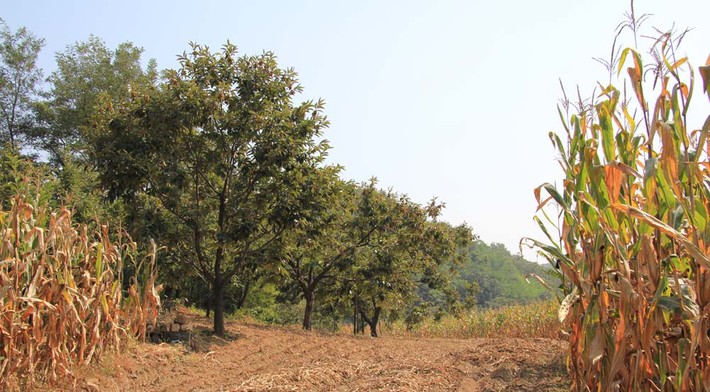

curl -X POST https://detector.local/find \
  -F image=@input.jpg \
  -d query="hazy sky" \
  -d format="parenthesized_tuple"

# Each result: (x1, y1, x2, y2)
(3, 1, 709, 260)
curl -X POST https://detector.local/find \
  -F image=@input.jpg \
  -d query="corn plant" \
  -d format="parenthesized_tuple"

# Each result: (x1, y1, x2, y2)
(0, 177, 160, 390)
(525, 15, 710, 391)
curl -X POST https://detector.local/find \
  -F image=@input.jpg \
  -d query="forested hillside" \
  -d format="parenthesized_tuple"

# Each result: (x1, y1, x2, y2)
(455, 241, 552, 308)
(413, 241, 554, 314)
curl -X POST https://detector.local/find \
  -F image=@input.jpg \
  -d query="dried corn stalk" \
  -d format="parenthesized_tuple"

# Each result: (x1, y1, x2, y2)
(0, 191, 160, 390)
(528, 26, 710, 391)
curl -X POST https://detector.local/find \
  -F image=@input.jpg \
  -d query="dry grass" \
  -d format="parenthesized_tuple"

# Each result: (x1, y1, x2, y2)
(383, 300, 560, 339)
(0, 189, 160, 390)
(230, 358, 458, 392)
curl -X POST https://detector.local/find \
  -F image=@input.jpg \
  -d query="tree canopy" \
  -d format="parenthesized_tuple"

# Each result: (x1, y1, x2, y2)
(91, 42, 331, 335)
(33, 36, 157, 164)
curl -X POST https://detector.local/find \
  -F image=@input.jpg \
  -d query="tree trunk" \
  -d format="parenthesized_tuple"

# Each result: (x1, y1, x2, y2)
(236, 279, 251, 309)
(213, 280, 226, 336)
(370, 306, 381, 337)
(205, 293, 212, 318)
(353, 299, 358, 335)
(302, 290, 315, 330)
(358, 305, 381, 337)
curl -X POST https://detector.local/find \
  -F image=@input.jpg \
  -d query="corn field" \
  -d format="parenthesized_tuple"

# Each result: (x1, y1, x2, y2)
(0, 186, 160, 390)
(527, 21, 710, 391)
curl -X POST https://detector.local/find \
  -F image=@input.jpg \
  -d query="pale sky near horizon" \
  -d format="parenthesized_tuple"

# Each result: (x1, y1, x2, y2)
(3, 1, 710, 261)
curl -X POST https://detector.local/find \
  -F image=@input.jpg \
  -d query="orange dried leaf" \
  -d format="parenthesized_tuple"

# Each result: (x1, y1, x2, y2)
(604, 165, 623, 204)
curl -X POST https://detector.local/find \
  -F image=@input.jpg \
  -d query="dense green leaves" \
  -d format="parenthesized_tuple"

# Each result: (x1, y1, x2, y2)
(453, 242, 553, 308)
(344, 187, 473, 336)
(91, 42, 331, 336)
(276, 176, 475, 333)
(33, 36, 157, 164)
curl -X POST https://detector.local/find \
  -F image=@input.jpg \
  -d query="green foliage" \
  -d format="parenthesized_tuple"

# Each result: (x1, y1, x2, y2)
(32, 36, 157, 163)
(53, 154, 125, 227)
(273, 174, 475, 333)
(451, 241, 553, 308)
(345, 186, 474, 336)
(0, 18, 44, 150)
(275, 173, 355, 330)
(91, 42, 331, 336)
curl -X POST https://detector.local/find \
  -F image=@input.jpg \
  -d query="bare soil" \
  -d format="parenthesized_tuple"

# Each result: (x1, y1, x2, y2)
(54, 313, 569, 392)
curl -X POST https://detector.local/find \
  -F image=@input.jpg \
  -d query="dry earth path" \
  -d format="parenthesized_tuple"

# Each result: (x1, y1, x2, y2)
(56, 314, 568, 392)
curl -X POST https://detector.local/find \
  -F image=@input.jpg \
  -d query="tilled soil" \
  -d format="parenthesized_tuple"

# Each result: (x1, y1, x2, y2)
(57, 315, 568, 392)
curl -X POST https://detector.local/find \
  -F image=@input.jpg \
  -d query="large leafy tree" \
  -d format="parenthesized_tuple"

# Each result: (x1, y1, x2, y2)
(33, 36, 157, 164)
(0, 19, 44, 151)
(91, 42, 330, 336)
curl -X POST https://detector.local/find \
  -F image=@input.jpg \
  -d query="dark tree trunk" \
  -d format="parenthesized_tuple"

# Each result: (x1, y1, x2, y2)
(358, 304, 382, 337)
(205, 293, 213, 318)
(302, 290, 315, 330)
(353, 299, 358, 335)
(357, 311, 366, 334)
(213, 280, 226, 336)
(236, 279, 251, 309)
(370, 306, 381, 337)
(213, 185, 229, 337)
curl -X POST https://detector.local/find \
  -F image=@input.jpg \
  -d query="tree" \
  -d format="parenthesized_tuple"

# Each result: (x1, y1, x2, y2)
(0, 19, 44, 150)
(278, 178, 413, 330)
(91, 42, 330, 336)
(347, 193, 473, 337)
(276, 167, 343, 330)
(33, 36, 156, 164)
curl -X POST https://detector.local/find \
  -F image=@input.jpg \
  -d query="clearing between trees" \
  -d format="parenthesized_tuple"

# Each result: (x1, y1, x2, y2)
(55, 312, 567, 392)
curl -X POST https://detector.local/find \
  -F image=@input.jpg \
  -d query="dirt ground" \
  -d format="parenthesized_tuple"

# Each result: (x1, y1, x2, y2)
(54, 313, 569, 392)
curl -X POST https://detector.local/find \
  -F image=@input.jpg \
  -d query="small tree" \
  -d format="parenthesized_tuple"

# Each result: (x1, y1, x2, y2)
(347, 190, 473, 337)
(278, 178, 417, 331)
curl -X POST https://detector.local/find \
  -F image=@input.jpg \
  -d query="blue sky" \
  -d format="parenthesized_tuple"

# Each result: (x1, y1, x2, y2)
(3, 1, 709, 260)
